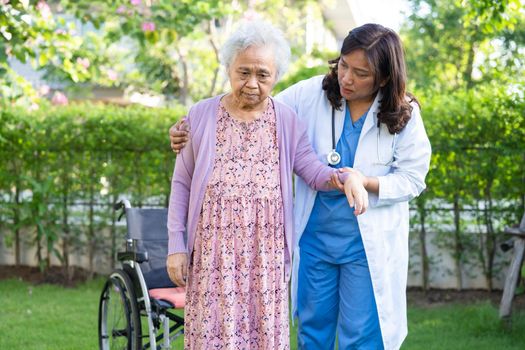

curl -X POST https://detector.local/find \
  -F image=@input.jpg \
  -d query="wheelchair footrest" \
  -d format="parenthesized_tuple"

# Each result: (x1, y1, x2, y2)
(149, 287, 186, 309)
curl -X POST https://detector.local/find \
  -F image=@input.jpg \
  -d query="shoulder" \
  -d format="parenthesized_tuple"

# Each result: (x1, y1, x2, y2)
(187, 95, 222, 126)
(188, 95, 221, 116)
(272, 97, 296, 116)
(285, 75, 325, 94)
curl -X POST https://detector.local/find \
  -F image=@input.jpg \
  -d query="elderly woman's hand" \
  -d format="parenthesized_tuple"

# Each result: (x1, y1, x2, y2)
(166, 253, 188, 287)
(169, 119, 189, 154)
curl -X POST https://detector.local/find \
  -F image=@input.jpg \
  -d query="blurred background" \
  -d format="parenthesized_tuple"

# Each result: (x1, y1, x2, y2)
(0, 1, 524, 348)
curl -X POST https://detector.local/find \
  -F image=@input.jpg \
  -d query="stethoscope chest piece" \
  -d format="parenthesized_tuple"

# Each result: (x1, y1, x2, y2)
(327, 149, 341, 166)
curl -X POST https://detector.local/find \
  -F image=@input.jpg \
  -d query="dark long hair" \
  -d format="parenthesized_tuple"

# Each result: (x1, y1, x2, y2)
(322, 23, 416, 134)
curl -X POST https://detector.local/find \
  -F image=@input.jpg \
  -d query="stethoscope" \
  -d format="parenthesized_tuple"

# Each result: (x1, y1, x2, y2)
(326, 107, 342, 165)
(326, 106, 398, 166)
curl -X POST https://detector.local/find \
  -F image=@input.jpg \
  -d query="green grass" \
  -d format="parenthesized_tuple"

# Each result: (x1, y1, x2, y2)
(1, 278, 524, 349)
(403, 303, 525, 350)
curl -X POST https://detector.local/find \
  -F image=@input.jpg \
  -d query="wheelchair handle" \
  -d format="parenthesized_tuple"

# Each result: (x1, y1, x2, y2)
(114, 199, 132, 221)
(114, 199, 131, 210)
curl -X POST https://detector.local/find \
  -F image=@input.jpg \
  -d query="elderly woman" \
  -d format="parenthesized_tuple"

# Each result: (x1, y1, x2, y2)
(166, 21, 364, 349)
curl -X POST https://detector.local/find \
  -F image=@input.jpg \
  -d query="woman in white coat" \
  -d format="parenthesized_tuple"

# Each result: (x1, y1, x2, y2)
(170, 23, 431, 350)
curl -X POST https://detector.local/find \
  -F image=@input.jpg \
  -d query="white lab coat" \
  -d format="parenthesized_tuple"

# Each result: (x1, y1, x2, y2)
(275, 75, 431, 350)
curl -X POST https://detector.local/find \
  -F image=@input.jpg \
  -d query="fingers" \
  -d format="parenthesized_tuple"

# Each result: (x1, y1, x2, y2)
(169, 119, 189, 153)
(330, 172, 344, 191)
(343, 174, 368, 216)
(345, 185, 355, 208)
(166, 254, 187, 287)
(353, 187, 368, 216)
(170, 138, 187, 154)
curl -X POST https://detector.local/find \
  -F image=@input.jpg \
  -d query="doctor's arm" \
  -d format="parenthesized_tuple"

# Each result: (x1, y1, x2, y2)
(372, 108, 431, 207)
(293, 120, 368, 214)
(334, 108, 430, 207)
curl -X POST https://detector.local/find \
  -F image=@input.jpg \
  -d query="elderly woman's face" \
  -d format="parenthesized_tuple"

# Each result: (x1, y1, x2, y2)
(227, 45, 277, 109)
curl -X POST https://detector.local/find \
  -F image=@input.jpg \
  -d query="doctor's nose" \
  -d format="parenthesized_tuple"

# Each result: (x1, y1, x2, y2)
(342, 72, 354, 86)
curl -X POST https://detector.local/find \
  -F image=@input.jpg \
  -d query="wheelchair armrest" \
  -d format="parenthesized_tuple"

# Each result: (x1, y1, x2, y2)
(117, 250, 149, 263)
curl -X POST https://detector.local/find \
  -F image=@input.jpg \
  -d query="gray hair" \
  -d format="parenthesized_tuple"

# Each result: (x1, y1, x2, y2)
(219, 20, 291, 81)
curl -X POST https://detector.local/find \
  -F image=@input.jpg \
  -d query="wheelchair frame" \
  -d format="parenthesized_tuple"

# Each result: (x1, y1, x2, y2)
(98, 200, 184, 350)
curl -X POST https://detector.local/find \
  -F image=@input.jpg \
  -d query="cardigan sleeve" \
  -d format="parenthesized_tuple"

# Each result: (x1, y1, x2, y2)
(167, 116, 195, 255)
(292, 117, 337, 191)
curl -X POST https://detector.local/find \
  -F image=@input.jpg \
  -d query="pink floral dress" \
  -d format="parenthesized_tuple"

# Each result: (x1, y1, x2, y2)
(184, 99, 289, 350)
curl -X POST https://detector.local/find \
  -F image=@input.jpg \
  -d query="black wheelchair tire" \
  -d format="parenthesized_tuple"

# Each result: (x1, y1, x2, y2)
(98, 269, 142, 350)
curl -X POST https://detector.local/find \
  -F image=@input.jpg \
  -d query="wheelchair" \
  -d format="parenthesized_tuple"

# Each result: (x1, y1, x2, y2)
(98, 200, 185, 349)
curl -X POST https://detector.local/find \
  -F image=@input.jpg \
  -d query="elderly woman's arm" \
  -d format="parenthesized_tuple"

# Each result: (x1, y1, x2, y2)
(292, 118, 368, 214)
(166, 119, 194, 287)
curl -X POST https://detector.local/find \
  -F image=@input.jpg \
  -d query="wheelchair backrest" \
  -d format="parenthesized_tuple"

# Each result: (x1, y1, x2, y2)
(124, 207, 176, 289)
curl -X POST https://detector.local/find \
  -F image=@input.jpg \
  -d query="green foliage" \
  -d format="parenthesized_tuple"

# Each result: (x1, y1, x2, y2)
(0, 0, 96, 104)
(402, 0, 525, 289)
(1, 1, 331, 105)
(0, 102, 186, 272)
(402, 0, 525, 92)
(273, 47, 336, 94)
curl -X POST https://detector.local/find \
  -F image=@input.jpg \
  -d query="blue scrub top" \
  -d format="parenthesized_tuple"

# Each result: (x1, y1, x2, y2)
(300, 105, 367, 263)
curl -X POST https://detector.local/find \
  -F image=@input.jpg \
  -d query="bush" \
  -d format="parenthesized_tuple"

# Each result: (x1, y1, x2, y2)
(0, 102, 186, 274)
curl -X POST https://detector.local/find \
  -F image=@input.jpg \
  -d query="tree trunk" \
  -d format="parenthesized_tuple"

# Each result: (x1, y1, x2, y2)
(110, 193, 117, 270)
(418, 200, 429, 291)
(176, 48, 190, 105)
(453, 195, 463, 291)
(207, 20, 220, 97)
(62, 177, 72, 283)
(88, 165, 95, 279)
(14, 183, 21, 266)
(484, 188, 496, 292)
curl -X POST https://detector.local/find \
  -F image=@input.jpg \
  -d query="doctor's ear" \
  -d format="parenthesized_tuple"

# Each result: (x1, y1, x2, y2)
(379, 77, 390, 87)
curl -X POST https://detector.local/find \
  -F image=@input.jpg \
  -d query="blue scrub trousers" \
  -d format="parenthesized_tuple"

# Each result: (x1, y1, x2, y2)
(297, 249, 384, 350)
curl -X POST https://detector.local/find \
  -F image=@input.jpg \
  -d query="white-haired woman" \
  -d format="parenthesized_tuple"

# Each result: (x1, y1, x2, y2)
(166, 21, 365, 349)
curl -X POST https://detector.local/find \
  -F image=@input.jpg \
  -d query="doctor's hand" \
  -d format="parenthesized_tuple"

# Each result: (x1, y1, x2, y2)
(166, 253, 188, 287)
(169, 118, 189, 154)
(330, 171, 345, 192)
(341, 171, 369, 216)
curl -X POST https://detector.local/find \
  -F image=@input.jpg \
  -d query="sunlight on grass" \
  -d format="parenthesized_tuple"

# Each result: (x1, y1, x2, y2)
(1, 278, 524, 350)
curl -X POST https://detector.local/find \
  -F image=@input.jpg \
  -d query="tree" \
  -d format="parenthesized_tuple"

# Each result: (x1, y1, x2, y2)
(401, 0, 525, 290)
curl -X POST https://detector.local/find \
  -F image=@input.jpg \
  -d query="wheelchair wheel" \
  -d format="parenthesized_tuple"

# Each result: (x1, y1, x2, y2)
(99, 269, 142, 350)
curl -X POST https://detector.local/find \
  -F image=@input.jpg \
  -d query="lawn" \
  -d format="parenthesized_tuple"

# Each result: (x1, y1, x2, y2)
(1, 278, 524, 350)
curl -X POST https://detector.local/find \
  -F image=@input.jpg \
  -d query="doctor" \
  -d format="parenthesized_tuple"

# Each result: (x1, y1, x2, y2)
(170, 23, 431, 350)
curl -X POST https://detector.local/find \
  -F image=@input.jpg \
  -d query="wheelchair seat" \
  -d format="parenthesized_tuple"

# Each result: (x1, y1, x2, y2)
(149, 287, 186, 309)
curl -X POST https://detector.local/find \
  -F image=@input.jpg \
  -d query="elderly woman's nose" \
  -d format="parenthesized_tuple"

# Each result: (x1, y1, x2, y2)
(246, 74, 258, 87)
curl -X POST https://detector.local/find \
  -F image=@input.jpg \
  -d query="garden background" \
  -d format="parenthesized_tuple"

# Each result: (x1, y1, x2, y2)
(0, 0, 524, 349)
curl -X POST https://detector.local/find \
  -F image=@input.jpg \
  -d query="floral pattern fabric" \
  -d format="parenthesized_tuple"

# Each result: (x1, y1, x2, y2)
(184, 99, 289, 350)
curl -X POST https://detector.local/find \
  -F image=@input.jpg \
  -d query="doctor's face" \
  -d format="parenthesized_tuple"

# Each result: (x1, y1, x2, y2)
(337, 49, 377, 104)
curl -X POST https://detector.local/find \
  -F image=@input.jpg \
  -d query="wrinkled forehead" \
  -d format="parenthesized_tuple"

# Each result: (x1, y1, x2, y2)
(230, 45, 277, 71)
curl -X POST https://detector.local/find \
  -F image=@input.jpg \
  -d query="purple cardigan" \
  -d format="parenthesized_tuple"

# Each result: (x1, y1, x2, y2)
(167, 95, 336, 280)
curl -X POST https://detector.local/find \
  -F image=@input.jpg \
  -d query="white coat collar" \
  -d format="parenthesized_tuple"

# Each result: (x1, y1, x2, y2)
(361, 91, 382, 137)
(337, 91, 382, 138)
